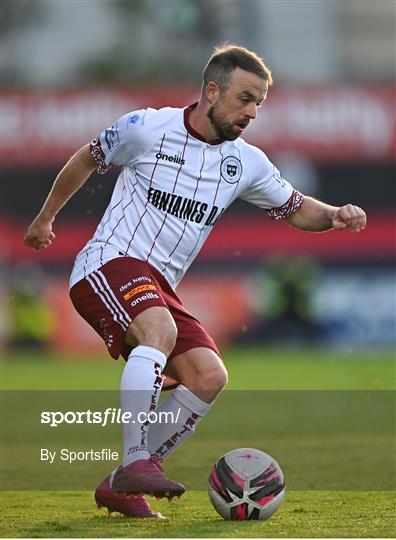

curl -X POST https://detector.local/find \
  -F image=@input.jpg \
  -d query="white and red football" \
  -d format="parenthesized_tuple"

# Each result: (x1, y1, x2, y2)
(208, 448, 285, 520)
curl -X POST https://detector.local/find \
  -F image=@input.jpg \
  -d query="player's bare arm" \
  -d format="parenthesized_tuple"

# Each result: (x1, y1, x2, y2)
(24, 144, 97, 250)
(285, 196, 367, 233)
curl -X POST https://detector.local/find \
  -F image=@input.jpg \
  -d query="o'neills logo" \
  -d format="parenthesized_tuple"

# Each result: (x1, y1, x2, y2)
(156, 152, 185, 166)
(123, 284, 157, 301)
(131, 292, 160, 307)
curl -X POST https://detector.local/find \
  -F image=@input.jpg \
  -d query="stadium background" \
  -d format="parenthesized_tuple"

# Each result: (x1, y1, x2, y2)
(1, 1, 395, 537)
(2, 0, 395, 354)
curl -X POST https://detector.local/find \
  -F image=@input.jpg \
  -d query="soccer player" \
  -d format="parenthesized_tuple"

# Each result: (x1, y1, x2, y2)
(24, 44, 366, 518)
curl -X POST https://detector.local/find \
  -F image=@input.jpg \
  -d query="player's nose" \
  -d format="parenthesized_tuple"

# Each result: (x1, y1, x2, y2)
(245, 103, 257, 120)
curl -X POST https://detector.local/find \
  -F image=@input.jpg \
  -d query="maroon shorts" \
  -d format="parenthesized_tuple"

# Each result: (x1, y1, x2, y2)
(69, 256, 220, 362)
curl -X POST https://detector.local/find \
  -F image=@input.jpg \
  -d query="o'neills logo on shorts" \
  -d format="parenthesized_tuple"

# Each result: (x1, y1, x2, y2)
(123, 284, 157, 301)
(131, 292, 160, 307)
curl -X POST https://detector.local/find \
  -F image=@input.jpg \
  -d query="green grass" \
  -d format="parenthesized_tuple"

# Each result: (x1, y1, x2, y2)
(1, 346, 395, 537)
(1, 491, 395, 538)
(2, 346, 395, 390)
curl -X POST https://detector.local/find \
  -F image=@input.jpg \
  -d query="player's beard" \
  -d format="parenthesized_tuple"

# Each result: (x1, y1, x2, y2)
(207, 103, 241, 141)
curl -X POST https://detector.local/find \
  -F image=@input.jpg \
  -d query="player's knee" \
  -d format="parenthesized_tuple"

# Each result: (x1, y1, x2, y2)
(202, 363, 228, 394)
(189, 365, 227, 404)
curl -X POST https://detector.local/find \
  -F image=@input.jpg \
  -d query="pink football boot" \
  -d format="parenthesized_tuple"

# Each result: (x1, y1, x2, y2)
(112, 455, 185, 499)
(95, 475, 165, 518)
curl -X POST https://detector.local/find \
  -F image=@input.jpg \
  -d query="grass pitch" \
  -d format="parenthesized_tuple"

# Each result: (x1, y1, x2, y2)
(1, 491, 395, 538)
(1, 346, 395, 537)
(3, 346, 395, 390)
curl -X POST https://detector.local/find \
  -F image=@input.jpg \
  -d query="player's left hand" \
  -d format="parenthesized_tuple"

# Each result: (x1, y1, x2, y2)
(332, 204, 367, 232)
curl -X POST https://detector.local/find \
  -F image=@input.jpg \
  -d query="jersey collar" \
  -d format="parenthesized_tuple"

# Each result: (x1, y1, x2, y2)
(183, 103, 224, 146)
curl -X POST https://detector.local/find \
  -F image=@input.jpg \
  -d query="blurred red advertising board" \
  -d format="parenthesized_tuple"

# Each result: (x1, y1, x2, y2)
(2, 85, 395, 166)
(3, 214, 395, 264)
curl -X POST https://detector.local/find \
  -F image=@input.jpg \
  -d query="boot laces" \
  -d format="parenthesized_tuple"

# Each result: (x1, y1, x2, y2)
(130, 456, 164, 478)
(149, 454, 165, 472)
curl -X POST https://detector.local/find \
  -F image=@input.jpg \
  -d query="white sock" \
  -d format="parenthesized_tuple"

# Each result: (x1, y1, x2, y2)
(121, 345, 166, 466)
(148, 384, 211, 460)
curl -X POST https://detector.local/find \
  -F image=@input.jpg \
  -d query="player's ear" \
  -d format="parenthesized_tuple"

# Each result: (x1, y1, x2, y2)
(205, 81, 220, 104)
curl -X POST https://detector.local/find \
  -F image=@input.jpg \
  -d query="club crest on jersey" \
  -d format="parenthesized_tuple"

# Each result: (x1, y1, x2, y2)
(221, 156, 242, 184)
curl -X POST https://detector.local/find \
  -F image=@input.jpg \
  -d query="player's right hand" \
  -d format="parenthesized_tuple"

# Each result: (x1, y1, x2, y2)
(24, 219, 56, 250)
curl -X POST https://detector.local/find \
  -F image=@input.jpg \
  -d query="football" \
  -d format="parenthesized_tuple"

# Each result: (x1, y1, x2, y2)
(208, 448, 285, 520)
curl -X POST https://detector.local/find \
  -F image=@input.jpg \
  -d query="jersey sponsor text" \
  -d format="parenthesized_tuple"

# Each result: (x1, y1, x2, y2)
(147, 187, 225, 227)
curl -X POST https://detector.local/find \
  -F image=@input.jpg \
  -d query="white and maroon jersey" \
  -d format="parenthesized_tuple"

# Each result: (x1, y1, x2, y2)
(70, 104, 303, 290)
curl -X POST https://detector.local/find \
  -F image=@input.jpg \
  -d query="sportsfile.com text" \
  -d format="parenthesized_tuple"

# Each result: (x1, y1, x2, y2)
(41, 408, 181, 427)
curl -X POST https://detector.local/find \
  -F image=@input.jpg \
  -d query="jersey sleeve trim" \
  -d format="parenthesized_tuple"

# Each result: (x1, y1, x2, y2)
(265, 189, 304, 220)
(90, 138, 112, 175)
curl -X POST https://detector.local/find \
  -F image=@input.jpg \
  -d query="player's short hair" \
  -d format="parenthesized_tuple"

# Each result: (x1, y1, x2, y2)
(203, 44, 273, 92)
